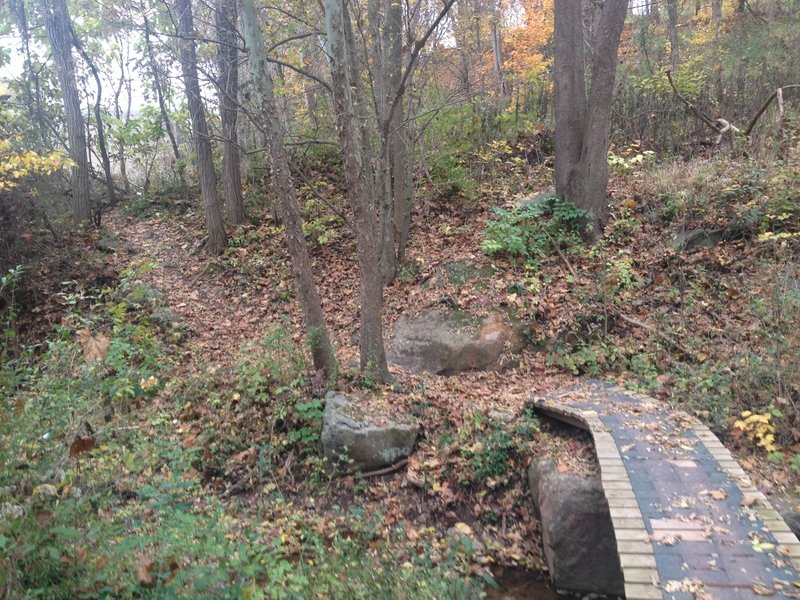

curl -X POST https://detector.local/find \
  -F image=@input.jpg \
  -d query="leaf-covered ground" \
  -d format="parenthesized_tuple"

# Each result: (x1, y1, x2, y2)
(3, 141, 800, 597)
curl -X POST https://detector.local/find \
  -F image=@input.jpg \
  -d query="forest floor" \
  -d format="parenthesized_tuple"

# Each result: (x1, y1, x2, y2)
(3, 142, 800, 597)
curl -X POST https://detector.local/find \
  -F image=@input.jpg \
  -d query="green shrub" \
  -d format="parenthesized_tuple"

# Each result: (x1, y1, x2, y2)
(482, 196, 588, 264)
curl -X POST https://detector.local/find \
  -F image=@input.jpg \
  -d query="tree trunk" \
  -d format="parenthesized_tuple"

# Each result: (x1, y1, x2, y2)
(144, 15, 186, 189)
(41, 0, 92, 224)
(490, 1, 508, 104)
(324, 0, 389, 380)
(241, 0, 336, 377)
(174, 0, 228, 254)
(215, 0, 247, 225)
(569, 0, 629, 235)
(667, 0, 679, 69)
(712, 0, 723, 22)
(554, 0, 629, 238)
(69, 22, 116, 211)
(554, 0, 586, 196)
(113, 38, 132, 194)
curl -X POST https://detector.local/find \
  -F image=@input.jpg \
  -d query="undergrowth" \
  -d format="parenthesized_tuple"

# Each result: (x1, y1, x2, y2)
(0, 266, 484, 598)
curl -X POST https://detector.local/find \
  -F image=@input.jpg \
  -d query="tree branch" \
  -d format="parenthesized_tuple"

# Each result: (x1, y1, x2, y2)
(666, 69, 721, 132)
(383, 0, 457, 133)
(744, 85, 800, 136)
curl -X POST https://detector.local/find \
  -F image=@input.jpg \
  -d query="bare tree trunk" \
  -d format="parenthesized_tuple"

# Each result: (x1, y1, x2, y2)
(215, 0, 246, 225)
(554, 0, 586, 196)
(386, 0, 411, 267)
(113, 37, 132, 194)
(241, 0, 336, 377)
(144, 15, 186, 189)
(554, 0, 629, 238)
(647, 0, 661, 22)
(324, 0, 389, 380)
(490, 0, 507, 104)
(10, 0, 47, 145)
(41, 0, 92, 224)
(667, 0, 679, 69)
(174, 0, 228, 254)
(712, 0, 723, 22)
(69, 22, 117, 211)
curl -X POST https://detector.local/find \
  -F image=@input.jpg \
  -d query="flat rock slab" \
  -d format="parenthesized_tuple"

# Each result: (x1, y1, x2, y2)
(531, 380, 800, 600)
(389, 309, 525, 375)
(321, 392, 418, 474)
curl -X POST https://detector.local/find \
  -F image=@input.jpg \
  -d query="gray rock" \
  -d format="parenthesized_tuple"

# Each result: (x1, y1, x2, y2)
(675, 227, 726, 251)
(389, 309, 526, 375)
(0, 502, 25, 520)
(528, 458, 624, 597)
(783, 511, 800, 540)
(321, 392, 419, 474)
(442, 260, 496, 286)
(520, 191, 559, 208)
(96, 237, 137, 254)
(767, 496, 800, 541)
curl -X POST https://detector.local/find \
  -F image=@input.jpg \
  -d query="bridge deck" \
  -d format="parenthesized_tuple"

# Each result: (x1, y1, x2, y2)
(531, 381, 800, 600)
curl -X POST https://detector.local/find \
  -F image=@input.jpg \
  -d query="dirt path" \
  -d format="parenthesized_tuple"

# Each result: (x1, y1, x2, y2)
(105, 212, 299, 368)
(103, 208, 565, 422)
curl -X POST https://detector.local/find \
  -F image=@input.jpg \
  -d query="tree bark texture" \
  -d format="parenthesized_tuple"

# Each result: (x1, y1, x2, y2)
(324, 0, 389, 380)
(554, 0, 629, 238)
(69, 22, 116, 211)
(553, 0, 586, 196)
(144, 16, 186, 189)
(215, 0, 247, 225)
(41, 0, 92, 224)
(241, 0, 337, 377)
(174, 0, 228, 255)
(668, 0, 679, 69)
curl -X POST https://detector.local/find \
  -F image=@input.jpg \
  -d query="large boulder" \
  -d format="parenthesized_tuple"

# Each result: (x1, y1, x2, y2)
(321, 392, 419, 474)
(389, 309, 526, 375)
(528, 458, 624, 597)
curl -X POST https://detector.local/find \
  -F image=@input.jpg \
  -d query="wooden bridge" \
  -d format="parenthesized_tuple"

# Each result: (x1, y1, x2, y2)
(531, 381, 800, 600)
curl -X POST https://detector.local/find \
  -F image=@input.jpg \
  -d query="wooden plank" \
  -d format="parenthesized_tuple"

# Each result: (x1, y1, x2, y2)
(609, 506, 646, 519)
(624, 582, 663, 600)
(616, 540, 654, 554)
(611, 517, 649, 529)
(615, 529, 651, 541)
(623, 566, 659, 584)
(619, 554, 657, 568)
(607, 497, 641, 508)
(604, 480, 636, 491)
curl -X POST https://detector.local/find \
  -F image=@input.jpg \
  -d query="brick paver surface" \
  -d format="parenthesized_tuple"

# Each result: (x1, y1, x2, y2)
(532, 380, 800, 600)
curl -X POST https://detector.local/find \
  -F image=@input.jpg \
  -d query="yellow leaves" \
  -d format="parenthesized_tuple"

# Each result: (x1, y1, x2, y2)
(505, 0, 553, 80)
(139, 376, 159, 392)
(733, 410, 779, 453)
(0, 143, 71, 192)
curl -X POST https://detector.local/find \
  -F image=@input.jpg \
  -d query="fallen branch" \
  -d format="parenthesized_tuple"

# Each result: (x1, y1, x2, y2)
(543, 230, 577, 278)
(190, 263, 212, 286)
(616, 312, 698, 361)
(744, 85, 800, 136)
(666, 70, 722, 132)
(355, 458, 409, 479)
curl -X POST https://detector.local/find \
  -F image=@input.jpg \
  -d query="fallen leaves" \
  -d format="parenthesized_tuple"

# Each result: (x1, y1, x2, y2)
(69, 436, 96, 457)
(77, 328, 110, 362)
(699, 489, 728, 501)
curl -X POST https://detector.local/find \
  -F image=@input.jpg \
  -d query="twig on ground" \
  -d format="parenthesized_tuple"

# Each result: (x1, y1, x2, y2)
(355, 458, 409, 479)
(616, 312, 698, 361)
(543, 230, 577, 278)
(190, 263, 212, 287)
